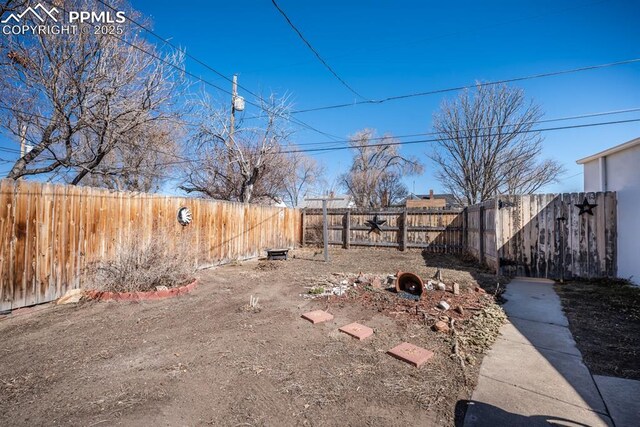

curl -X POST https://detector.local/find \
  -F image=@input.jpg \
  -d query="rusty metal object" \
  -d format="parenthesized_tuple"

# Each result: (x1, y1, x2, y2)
(395, 271, 425, 298)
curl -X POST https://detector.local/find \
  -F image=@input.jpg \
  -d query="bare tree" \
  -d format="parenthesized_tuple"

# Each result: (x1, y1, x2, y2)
(0, 0, 186, 185)
(180, 94, 293, 203)
(281, 150, 324, 207)
(430, 84, 564, 205)
(342, 129, 423, 208)
(79, 121, 183, 192)
(375, 171, 409, 207)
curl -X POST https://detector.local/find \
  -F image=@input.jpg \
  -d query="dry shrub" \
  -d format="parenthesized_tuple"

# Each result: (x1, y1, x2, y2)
(85, 229, 197, 293)
(304, 222, 324, 248)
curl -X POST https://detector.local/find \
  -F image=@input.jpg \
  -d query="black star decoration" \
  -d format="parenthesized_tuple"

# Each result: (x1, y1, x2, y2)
(574, 198, 598, 216)
(365, 215, 386, 234)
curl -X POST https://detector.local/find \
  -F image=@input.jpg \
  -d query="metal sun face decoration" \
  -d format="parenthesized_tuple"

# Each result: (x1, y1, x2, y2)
(366, 214, 387, 235)
(177, 207, 192, 226)
(574, 197, 598, 216)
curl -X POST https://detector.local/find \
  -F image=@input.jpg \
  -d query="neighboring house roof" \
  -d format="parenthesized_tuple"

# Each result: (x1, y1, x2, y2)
(408, 193, 461, 208)
(576, 137, 640, 164)
(300, 194, 355, 209)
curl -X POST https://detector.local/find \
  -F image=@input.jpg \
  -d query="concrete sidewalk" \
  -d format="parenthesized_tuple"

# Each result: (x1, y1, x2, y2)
(463, 278, 614, 426)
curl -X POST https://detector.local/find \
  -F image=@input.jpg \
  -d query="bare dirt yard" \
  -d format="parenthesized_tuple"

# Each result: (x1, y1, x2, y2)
(0, 248, 504, 426)
(555, 278, 640, 380)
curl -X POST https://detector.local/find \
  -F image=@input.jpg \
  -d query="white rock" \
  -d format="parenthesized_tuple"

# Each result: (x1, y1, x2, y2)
(437, 301, 450, 311)
(437, 282, 446, 291)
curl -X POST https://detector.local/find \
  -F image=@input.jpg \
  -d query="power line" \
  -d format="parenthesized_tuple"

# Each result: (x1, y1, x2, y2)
(3, 105, 639, 161)
(290, 107, 640, 148)
(291, 57, 640, 114)
(90, 0, 343, 142)
(270, 0, 366, 100)
(277, 117, 640, 154)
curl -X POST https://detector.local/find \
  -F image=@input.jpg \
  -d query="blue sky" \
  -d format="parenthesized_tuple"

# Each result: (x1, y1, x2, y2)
(2, 0, 639, 195)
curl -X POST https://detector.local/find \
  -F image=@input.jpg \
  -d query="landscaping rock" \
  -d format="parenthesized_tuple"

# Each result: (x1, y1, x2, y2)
(453, 282, 460, 295)
(438, 301, 450, 311)
(433, 320, 450, 333)
(56, 288, 83, 305)
(455, 305, 464, 315)
(437, 282, 446, 291)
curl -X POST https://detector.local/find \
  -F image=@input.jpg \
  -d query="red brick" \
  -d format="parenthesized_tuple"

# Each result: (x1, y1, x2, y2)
(185, 281, 197, 292)
(387, 342, 434, 368)
(301, 310, 334, 324)
(156, 289, 170, 298)
(136, 291, 149, 300)
(168, 288, 180, 296)
(339, 322, 374, 340)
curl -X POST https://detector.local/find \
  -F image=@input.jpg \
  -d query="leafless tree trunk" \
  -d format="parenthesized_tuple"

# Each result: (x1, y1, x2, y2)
(180, 94, 294, 203)
(430, 84, 564, 205)
(0, 0, 186, 187)
(341, 129, 422, 208)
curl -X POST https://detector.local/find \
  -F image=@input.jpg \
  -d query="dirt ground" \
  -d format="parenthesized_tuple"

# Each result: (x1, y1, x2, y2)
(555, 278, 640, 380)
(0, 248, 503, 426)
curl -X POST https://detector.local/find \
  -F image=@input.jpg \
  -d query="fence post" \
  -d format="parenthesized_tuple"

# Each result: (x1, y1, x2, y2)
(462, 208, 468, 252)
(344, 210, 350, 249)
(479, 205, 485, 265)
(400, 208, 408, 251)
(301, 209, 306, 247)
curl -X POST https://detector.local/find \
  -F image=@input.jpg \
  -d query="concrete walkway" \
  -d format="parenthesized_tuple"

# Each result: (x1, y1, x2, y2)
(463, 278, 614, 426)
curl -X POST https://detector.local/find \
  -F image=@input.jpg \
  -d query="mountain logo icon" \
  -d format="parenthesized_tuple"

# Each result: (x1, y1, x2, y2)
(1, 4, 59, 24)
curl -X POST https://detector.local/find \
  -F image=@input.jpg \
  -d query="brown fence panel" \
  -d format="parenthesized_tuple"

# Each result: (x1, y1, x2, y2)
(303, 208, 464, 252)
(0, 179, 301, 311)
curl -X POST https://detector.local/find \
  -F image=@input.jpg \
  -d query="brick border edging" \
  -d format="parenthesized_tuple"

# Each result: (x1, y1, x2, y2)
(86, 279, 198, 302)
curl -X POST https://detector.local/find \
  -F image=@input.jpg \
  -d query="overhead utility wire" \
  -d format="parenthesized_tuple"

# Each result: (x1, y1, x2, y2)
(2, 105, 639, 162)
(291, 57, 640, 114)
(291, 106, 640, 148)
(277, 117, 640, 154)
(270, 0, 367, 100)
(2, 116, 638, 179)
(92, 0, 342, 141)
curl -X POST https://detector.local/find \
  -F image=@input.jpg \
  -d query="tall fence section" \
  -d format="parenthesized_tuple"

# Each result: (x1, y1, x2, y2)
(303, 192, 617, 281)
(0, 179, 301, 311)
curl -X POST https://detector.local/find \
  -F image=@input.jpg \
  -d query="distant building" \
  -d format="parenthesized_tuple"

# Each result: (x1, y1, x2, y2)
(405, 189, 460, 209)
(300, 193, 356, 209)
(577, 136, 640, 285)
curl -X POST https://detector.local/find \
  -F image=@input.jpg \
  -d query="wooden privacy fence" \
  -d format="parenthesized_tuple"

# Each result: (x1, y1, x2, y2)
(302, 208, 464, 252)
(303, 191, 617, 281)
(492, 192, 616, 280)
(0, 179, 301, 311)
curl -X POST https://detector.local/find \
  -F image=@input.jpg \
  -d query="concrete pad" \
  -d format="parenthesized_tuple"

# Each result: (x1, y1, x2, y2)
(500, 318, 582, 356)
(301, 310, 334, 324)
(502, 278, 568, 326)
(480, 336, 606, 413)
(464, 375, 612, 427)
(387, 342, 434, 367)
(338, 322, 374, 340)
(594, 375, 640, 427)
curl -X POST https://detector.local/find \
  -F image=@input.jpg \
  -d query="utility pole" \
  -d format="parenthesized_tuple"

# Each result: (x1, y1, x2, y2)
(230, 74, 238, 145)
(304, 195, 345, 262)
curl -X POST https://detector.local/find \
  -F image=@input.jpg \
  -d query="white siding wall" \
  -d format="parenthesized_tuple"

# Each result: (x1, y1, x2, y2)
(583, 143, 640, 284)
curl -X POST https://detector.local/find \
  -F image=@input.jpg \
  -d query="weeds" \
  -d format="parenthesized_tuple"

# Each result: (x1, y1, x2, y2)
(84, 230, 197, 293)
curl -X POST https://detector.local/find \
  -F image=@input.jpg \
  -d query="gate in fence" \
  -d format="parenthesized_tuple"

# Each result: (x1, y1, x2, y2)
(492, 192, 617, 280)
